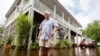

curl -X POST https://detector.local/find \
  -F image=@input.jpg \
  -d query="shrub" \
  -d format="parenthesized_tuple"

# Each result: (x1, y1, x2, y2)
(55, 39, 71, 48)
(16, 13, 31, 49)
(55, 40, 62, 48)
(0, 41, 3, 47)
(6, 35, 13, 44)
(31, 41, 39, 49)
(63, 40, 71, 47)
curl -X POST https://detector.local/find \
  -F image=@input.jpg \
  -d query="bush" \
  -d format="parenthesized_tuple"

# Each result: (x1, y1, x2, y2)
(0, 41, 3, 47)
(55, 40, 62, 48)
(55, 39, 71, 48)
(31, 41, 39, 49)
(16, 13, 31, 49)
(63, 40, 71, 47)
(6, 35, 13, 44)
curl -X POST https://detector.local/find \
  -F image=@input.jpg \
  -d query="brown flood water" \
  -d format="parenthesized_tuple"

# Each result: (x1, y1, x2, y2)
(0, 47, 100, 56)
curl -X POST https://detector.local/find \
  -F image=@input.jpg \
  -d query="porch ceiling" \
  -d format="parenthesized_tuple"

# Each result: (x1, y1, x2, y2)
(40, 0, 63, 16)
(39, 0, 55, 10)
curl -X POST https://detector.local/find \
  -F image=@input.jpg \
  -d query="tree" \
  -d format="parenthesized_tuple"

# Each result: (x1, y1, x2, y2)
(82, 20, 100, 43)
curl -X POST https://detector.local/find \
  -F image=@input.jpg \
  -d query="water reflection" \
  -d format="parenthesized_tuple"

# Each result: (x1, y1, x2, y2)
(75, 48, 96, 56)
(1, 47, 100, 56)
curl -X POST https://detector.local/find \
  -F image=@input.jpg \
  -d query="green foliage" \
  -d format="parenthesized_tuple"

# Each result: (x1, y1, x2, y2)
(0, 41, 3, 47)
(64, 40, 71, 46)
(55, 39, 71, 48)
(82, 20, 100, 42)
(0, 27, 3, 34)
(31, 42, 39, 49)
(0, 27, 3, 38)
(16, 13, 31, 48)
(6, 35, 13, 44)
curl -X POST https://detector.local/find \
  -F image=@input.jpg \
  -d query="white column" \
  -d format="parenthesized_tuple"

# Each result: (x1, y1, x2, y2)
(53, 5, 57, 45)
(73, 21, 74, 27)
(27, 0, 35, 56)
(76, 34, 78, 46)
(62, 12, 64, 23)
(68, 29, 72, 44)
(8, 25, 11, 37)
(35, 0, 39, 7)
(22, 0, 24, 6)
(68, 18, 70, 27)
(20, 0, 24, 11)
(54, 5, 56, 18)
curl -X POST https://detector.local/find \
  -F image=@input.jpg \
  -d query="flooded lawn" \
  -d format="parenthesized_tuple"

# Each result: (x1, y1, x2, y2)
(0, 47, 100, 56)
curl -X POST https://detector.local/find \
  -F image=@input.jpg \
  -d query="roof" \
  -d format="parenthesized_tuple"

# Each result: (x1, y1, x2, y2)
(5, 0, 20, 18)
(5, 0, 82, 27)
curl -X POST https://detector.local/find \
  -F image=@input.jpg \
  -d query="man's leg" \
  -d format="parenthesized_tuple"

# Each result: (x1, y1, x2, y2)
(46, 39, 53, 56)
(39, 47, 44, 56)
(39, 39, 45, 56)
(47, 48, 53, 56)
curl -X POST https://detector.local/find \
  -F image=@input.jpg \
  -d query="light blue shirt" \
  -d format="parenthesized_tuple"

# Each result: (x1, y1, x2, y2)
(39, 18, 58, 40)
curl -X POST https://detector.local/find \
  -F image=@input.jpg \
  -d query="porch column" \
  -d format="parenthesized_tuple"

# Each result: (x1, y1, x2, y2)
(68, 18, 71, 27)
(68, 29, 72, 44)
(54, 5, 56, 18)
(21, 0, 24, 6)
(73, 21, 75, 27)
(53, 4, 57, 39)
(19, 0, 24, 11)
(62, 12, 64, 23)
(8, 25, 11, 37)
(53, 5, 59, 44)
(27, 0, 35, 56)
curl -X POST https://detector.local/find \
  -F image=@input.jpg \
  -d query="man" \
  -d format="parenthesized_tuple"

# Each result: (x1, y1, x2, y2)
(38, 11, 59, 56)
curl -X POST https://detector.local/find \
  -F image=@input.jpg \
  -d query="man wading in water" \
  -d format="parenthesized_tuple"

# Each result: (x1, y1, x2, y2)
(38, 11, 59, 56)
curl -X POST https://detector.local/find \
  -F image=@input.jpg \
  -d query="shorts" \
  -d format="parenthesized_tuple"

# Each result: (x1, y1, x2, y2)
(39, 38, 54, 48)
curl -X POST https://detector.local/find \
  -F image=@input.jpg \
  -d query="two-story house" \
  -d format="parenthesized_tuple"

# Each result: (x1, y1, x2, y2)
(3, 0, 82, 45)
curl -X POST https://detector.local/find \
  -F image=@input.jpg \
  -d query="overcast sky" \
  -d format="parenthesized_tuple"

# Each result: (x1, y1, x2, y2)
(0, 0, 14, 25)
(0, 0, 100, 28)
(59, 0, 100, 28)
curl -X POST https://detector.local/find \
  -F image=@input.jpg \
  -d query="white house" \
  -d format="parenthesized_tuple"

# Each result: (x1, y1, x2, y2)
(3, 0, 82, 45)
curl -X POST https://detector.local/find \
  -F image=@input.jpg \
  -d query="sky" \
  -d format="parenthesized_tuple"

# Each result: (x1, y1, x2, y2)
(0, 0, 100, 28)
(59, 0, 100, 28)
(0, 0, 14, 25)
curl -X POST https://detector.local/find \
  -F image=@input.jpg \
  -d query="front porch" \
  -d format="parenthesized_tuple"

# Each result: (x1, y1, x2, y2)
(30, 10, 80, 46)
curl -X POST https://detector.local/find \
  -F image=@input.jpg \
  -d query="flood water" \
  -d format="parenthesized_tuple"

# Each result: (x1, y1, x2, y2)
(0, 47, 100, 56)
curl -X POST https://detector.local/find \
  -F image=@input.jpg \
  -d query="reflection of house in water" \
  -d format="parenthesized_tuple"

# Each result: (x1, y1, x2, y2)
(3, 0, 82, 45)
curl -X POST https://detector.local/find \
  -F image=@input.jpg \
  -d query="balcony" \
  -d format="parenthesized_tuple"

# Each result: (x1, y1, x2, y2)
(34, 1, 82, 35)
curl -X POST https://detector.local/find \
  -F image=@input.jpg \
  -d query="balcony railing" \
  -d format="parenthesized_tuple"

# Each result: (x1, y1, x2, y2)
(34, 1, 82, 35)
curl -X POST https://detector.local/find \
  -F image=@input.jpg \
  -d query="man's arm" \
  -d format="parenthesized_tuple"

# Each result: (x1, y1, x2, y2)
(37, 30, 42, 40)
(51, 26, 59, 37)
